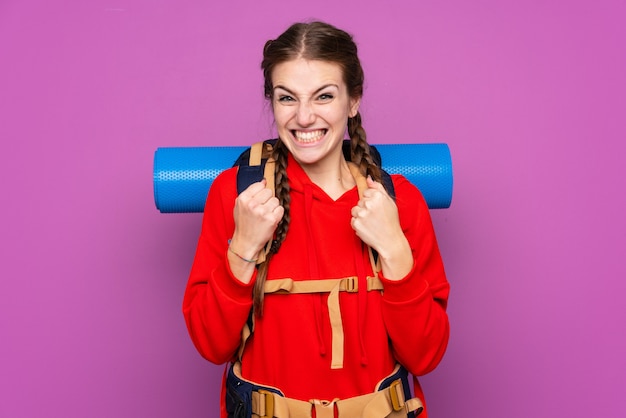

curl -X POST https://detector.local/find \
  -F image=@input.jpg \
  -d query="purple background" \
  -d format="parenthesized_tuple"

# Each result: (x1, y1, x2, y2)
(1, 1, 624, 417)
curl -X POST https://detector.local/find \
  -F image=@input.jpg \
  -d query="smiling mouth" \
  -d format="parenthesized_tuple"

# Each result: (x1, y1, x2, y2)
(292, 129, 327, 143)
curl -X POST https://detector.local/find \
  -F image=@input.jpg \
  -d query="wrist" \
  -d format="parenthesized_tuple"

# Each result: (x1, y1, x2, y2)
(378, 237, 413, 281)
(227, 239, 260, 264)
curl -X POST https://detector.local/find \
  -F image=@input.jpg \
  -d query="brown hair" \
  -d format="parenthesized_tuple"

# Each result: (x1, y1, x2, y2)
(253, 21, 383, 315)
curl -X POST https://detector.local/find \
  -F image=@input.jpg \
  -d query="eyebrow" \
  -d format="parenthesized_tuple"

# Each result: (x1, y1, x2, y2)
(272, 84, 339, 96)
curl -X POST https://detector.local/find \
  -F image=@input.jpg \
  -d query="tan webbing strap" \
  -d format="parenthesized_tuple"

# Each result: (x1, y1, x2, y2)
(312, 399, 337, 418)
(348, 162, 368, 197)
(368, 246, 382, 277)
(264, 277, 357, 294)
(237, 320, 252, 362)
(264, 158, 276, 195)
(367, 276, 384, 291)
(336, 379, 423, 418)
(251, 390, 274, 418)
(264, 277, 381, 294)
(249, 141, 264, 167)
(327, 280, 345, 369)
(252, 391, 312, 417)
(405, 399, 424, 416)
(255, 155, 275, 265)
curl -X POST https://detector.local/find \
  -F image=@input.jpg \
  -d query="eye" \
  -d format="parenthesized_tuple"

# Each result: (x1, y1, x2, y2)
(277, 95, 295, 103)
(318, 93, 334, 101)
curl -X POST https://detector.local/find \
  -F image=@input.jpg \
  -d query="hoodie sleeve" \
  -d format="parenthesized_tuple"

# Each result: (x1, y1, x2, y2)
(378, 175, 451, 376)
(182, 168, 256, 364)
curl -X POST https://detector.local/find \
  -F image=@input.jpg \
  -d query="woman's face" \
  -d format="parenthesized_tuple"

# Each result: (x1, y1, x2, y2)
(271, 58, 360, 170)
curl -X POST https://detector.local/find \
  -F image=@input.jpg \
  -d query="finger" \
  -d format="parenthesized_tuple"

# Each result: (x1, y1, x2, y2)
(350, 214, 359, 230)
(273, 205, 285, 221)
(252, 187, 274, 204)
(366, 176, 387, 193)
(240, 180, 267, 198)
(263, 196, 282, 213)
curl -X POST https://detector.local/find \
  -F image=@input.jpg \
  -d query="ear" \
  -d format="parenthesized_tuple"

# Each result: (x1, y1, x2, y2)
(348, 97, 361, 118)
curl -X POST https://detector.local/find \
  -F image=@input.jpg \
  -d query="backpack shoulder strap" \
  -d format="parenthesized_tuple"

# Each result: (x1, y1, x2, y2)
(341, 140, 395, 200)
(347, 162, 385, 276)
(233, 140, 276, 266)
(380, 169, 395, 201)
(235, 140, 277, 195)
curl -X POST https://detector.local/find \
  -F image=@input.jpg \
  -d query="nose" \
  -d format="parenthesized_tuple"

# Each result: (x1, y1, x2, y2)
(295, 101, 315, 126)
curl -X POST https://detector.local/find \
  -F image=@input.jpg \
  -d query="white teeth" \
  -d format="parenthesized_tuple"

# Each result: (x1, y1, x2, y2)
(294, 130, 325, 143)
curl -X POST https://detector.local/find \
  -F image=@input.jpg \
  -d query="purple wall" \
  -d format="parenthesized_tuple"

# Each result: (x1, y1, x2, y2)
(1, 1, 624, 417)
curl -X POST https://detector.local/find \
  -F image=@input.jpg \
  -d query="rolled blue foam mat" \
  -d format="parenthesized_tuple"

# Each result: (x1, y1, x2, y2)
(153, 143, 453, 213)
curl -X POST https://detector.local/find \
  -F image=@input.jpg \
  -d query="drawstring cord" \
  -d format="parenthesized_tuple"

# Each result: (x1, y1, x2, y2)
(304, 184, 327, 357)
(354, 240, 370, 366)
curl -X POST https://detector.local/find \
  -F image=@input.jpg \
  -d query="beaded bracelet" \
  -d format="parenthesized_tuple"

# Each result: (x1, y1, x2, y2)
(227, 240, 258, 264)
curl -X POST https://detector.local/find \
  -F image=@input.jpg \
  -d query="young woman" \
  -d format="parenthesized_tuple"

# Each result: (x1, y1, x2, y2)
(183, 21, 450, 418)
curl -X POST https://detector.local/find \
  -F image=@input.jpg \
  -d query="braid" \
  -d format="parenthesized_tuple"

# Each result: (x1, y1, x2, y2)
(272, 140, 291, 250)
(252, 140, 291, 316)
(348, 112, 383, 183)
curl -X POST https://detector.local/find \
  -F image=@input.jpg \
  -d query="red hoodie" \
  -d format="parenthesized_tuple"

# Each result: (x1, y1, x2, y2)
(183, 153, 450, 417)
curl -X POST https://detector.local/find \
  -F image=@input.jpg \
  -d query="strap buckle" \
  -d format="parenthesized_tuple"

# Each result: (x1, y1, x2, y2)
(257, 389, 274, 418)
(389, 379, 405, 412)
(343, 276, 358, 293)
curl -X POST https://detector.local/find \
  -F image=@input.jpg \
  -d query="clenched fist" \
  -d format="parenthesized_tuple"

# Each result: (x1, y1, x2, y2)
(351, 176, 413, 280)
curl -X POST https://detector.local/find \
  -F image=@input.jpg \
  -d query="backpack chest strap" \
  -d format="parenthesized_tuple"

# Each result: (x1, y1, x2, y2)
(264, 276, 383, 294)
(264, 276, 383, 369)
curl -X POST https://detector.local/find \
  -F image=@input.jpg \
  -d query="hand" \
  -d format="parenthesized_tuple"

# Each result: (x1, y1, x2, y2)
(350, 176, 413, 280)
(229, 180, 284, 278)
